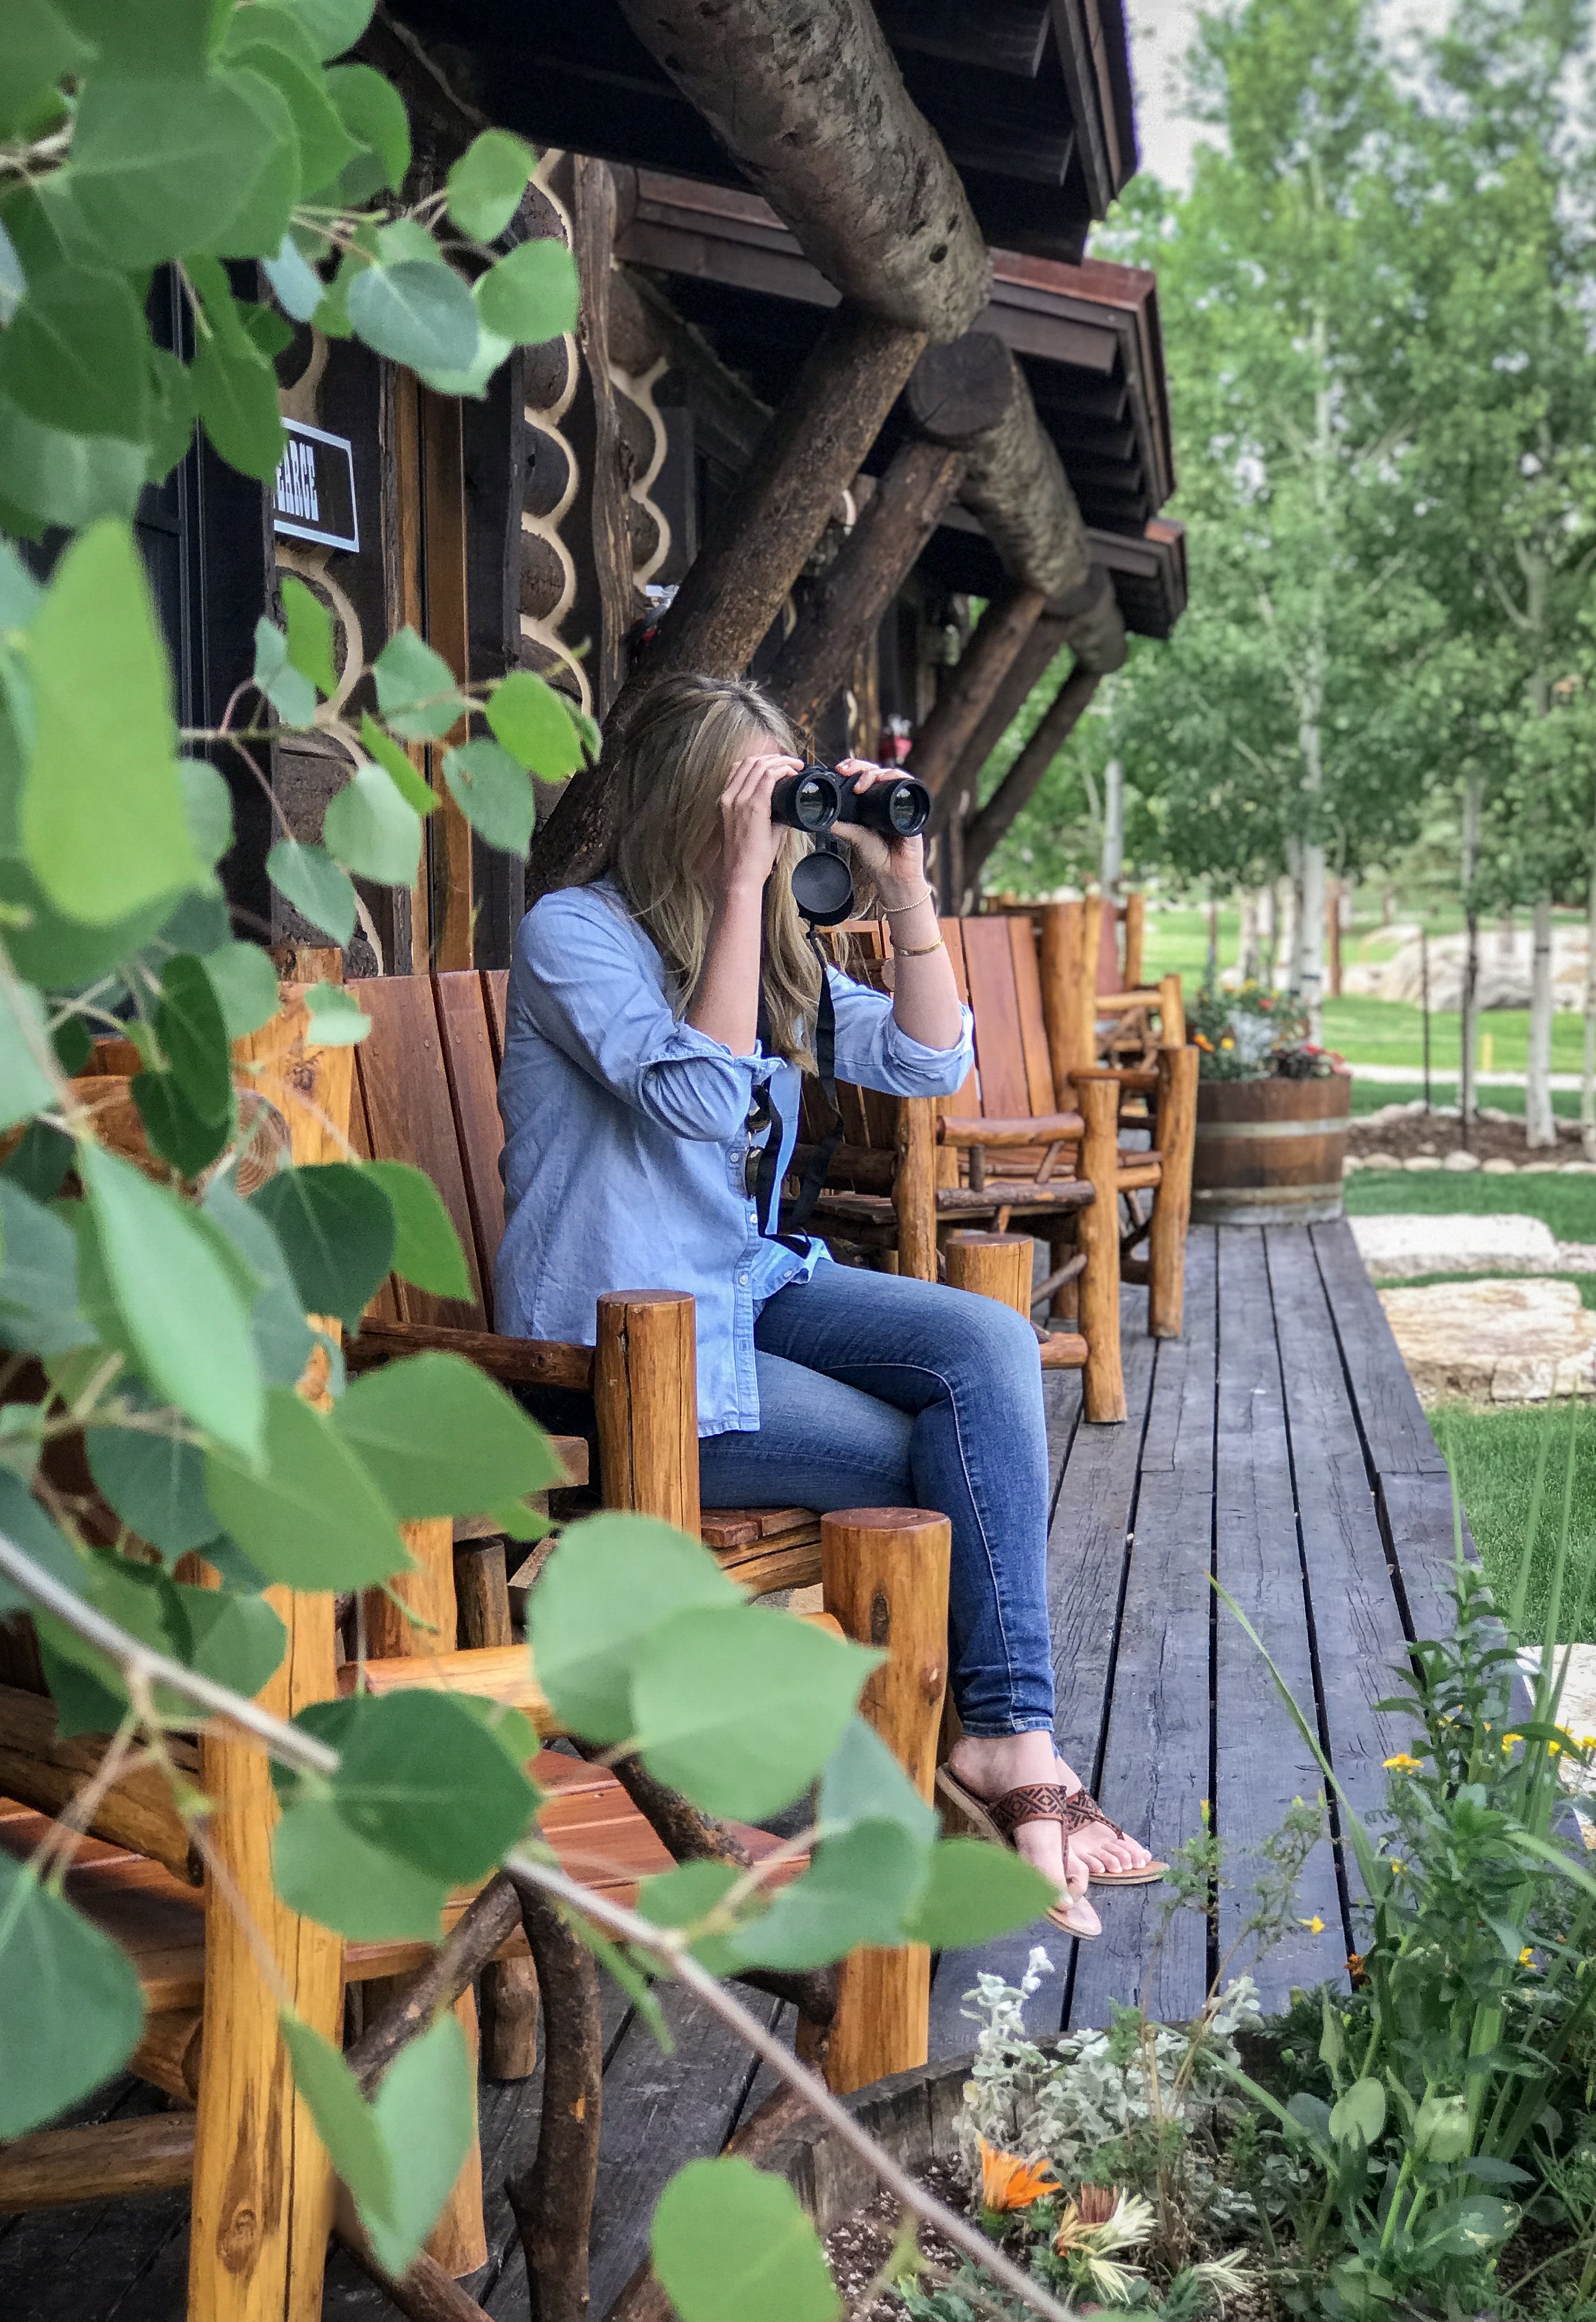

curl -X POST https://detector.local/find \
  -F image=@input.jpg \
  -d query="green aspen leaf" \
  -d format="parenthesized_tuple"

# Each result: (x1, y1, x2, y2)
(253, 619, 318, 729)
(210, 69, 303, 262)
(0, 221, 22, 327)
(529, 1513, 743, 1746)
(0, 1180, 91, 1356)
(633, 1858, 754, 1974)
(0, 389, 146, 531)
(274, 1798, 449, 1942)
(179, 1584, 286, 1694)
(303, 982, 371, 1046)
(733, 1820, 930, 1972)
(193, 307, 284, 479)
(53, 1016, 93, 1076)
(0, 537, 43, 627)
(365, 2012, 476, 2280)
(263, 230, 324, 324)
(0, 0, 96, 142)
(280, 573, 339, 697)
(157, 952, 233, 1125)
(0, 863, 176, 989)
(202, 1178, 316, 1390)
(21, 519, 196, 923)
(371, 628, 462, 741)
(818, 1717, 937, 1848)
(0, 1468, 90, 1619)
(0, 978, 53, 1131)
(80, 1142, 264, 1460)
(0, 1856, 146, 2138)
(362, 1159, 470, 1299)
(0, 265, 150, 440)
(226, 31, 358, 197)
(86, 1399, 219, 1558)
(204, 1385, 409, 1589)
(358, 716, 438, 817)
(1, 1122, 73, 1204)
(324, 62, 409, 196)
(652, 2158, 841, 2322)
(178, 758, 234, 868)
(239, 301, 295, 363)
(633, 1606, 879, 1822)
(53, 0, 212, 76)
(475, 237, 579, 346)
(446, 131, 537, 242)
(251, 1162, 395, 1331)
(67, 67, 288, 265)
(900, 1838, 1055, 1949)
(417, 316, 514, 401)
(346, 260, 479, 374)
(287, 0, 376, 62)
(145, 344, 197, 484)
(322, 762, 423, 886)
(440, 739, 535, 853)
(132, 1065, 231, 1177)
(332, 1353, 564, 1520)
(280, 2016, 395, 2226)
(203, 942, 281, 1041)
(484, 669, 586, 777)
(266, 840, 358, 946)
(374, 218, 440, 269)
(329, 1690, 539, 1880)
(1329, 2077, 1388, 2150)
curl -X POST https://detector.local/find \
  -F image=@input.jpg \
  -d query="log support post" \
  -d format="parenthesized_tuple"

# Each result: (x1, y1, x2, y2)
(944, 1231, 1032, 1316)
(1148, 1044, 1198, 1341)
(818, 1508, 950, 2093)
(893, 1097, 939, 1283)
(913, 584, 1046, 806)
(1039, 900, 1092, 1106)
(595, 1289, 701, 1533)
(957, 665, 1101, 910)
(1077, 1078, 1126, 1425)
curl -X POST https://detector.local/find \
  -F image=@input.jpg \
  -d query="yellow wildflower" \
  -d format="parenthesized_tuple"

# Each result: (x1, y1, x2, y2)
(1519, 1947, 1536, 1967)
(1300, 1915, 1326, 1934)
(979, 2139, 1059, 2213)
(1389, 1860, 1405, 1875)
(1383, 1752, 1422, 1773)
(1502, 1733, 1521, 1752)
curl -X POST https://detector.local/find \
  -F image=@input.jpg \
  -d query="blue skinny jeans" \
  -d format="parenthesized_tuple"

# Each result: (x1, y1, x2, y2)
(697, 1264, 1054, 1739)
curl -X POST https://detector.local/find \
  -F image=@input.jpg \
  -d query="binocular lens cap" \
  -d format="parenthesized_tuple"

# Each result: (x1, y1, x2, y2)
(790, 849, 856, 927)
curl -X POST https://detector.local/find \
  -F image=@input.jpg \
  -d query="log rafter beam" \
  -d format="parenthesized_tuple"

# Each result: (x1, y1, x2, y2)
(958, 661, 1101, 905)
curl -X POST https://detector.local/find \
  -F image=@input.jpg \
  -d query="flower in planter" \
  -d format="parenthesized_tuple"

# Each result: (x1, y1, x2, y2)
(1051, 2187, 1154, 2303)
(978, 2138, 1059, 2213)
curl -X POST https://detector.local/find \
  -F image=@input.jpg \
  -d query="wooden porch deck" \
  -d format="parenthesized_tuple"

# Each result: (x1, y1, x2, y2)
(0, 1219, 1456, 2322)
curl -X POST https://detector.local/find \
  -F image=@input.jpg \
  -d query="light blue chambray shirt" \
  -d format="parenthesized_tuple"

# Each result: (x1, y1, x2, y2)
(495, 881, 974, 1436)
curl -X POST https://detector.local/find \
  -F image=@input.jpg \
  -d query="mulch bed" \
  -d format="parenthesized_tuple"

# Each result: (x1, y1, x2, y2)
(1348, 1107, 1586, 1168)
(824, 2160, 971, 2320)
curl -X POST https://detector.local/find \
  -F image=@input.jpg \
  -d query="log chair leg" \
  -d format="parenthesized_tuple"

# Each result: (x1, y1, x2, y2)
(1077, 1077, 1127, 1424)
(1147, 1044, 1197, 1341)
(1047, 1223, 1080, 1323)
(892, 1096, 938, 1283)
(505, 1877, 605, 2322)
(944, 1230, 1032, 1315)
(594, 1289, 700, 1532)
(819, 1508, 951, 2095)
(364, 1517, 458, 1659)
(479, 1953, 541, 2081)
(189, 1589, 344, 2322)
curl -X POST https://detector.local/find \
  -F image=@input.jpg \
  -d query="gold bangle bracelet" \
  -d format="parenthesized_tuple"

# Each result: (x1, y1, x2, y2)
(881, 890, 936, 916)
(893, 935, 944, 957)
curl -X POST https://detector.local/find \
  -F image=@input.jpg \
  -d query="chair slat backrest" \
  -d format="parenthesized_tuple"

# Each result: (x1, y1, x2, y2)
(484, 970, 509, 1069)
(354, 978, 488, 1330)
(1006, 917, 1058, 1115)
(959, 916, 1034, 1120)
(434, 970, 508, 1297)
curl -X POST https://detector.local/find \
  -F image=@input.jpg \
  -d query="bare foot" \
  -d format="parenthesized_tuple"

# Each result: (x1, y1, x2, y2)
(1052, 1751, 1156, 1883)
(945, 1735, 1102, 1938)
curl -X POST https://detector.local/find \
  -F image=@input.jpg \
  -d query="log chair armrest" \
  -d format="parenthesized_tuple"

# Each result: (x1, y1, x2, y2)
(937, 1110, 1084, 1147)
(348, 1317, 594, 1391)
(1073, 1064, 1160, 1094)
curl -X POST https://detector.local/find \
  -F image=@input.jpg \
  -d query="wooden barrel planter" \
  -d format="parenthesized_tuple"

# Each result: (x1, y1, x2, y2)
(1191, 1074, 1351, 1227)
(610, 2053, 975, 2321)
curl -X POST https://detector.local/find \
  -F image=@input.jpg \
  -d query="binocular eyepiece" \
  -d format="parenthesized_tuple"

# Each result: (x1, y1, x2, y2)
(770, 763, 930, 840)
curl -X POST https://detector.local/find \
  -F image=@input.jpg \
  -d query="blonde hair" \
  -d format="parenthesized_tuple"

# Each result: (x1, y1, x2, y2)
(586, 673, 823, 1067)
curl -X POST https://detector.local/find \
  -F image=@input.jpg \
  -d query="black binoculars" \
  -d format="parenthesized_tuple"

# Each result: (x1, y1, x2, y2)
(770, 763, 930, 839)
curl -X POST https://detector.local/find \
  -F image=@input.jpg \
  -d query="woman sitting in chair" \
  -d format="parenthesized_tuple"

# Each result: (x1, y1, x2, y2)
(496, 672, 1158, 1939)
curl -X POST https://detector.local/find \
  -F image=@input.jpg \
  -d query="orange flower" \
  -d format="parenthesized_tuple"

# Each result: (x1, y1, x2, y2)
(980, 2138, 1060, 2212)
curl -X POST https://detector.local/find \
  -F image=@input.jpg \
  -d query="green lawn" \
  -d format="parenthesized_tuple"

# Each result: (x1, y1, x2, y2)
(1344, 1169, 1596, 1239)
(1349, 1078, 1583, 1118)
(1432, 1399, 1596, 1645)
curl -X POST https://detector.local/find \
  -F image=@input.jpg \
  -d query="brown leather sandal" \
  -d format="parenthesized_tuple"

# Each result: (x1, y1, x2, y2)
(934, 1769, 1101, 1940)
(1062, 1786, 1168, 1887)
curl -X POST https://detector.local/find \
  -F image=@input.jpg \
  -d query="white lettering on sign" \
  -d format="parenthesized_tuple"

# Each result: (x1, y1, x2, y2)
(275, 434, 321, 523)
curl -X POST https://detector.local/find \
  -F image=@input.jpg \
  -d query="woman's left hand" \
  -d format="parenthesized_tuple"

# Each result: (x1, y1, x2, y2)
(829, 758, 926, 906)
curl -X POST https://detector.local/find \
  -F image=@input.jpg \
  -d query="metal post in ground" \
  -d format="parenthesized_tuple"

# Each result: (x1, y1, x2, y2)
(1421, 924, 1431, 1116)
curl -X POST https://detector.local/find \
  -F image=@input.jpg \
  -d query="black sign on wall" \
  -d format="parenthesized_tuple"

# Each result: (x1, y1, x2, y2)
(272, 419, 360, 553)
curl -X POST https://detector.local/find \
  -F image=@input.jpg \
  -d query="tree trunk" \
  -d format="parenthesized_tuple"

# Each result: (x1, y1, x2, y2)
(1239, 888, 1260, 982)
(1100, 757, 1124, 899)
(1527, 890, 1556, 1148)
(1460, 772, 1483, 1128)
(1583, 848, 1596, 1162)
(1280, 847, 1301, 994)
(1299, 841, 1327, 1042)
(1259, 880, 1278, 985)
(613, 0, 990, 339)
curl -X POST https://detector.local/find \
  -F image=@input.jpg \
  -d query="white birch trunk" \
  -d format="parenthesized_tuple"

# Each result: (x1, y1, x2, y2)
(1299, 841, 1327, 1041)
(1100, 757, 1123, 898)
(1527, 890, 1556, 1147)
(1239, 887, 1261, 981)
(1279, 858, 1300, 993)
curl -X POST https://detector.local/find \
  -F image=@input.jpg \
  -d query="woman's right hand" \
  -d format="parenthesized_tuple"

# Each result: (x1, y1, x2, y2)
(715, 752, 801, 897)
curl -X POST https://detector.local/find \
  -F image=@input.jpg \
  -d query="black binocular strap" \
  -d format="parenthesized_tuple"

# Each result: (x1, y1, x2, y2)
(750, 935, 842, 1251)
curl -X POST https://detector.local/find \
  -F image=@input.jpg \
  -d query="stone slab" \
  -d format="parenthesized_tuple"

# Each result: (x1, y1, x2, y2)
(1354, 1213, 1562, 1277)
(1378, 1277, 1596, 1404)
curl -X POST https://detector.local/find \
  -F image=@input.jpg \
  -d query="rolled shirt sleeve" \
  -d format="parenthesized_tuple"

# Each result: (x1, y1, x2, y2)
(826, 967, 974, 1097)
(517, 890, 760, 1143)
